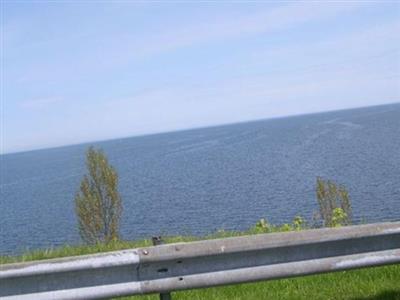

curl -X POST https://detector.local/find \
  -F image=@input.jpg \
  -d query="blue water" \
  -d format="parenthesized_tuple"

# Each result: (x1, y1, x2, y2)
(1, 103, 400, 255)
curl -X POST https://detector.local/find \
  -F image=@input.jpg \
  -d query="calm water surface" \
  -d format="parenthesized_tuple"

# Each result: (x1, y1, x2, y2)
(1, 104, 400, 255)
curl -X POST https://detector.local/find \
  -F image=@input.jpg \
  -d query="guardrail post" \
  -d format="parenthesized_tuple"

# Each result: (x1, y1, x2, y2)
(152, 236, 172, 300)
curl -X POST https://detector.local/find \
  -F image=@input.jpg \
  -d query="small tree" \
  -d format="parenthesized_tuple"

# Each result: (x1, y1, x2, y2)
(75, 147, 122, 244)
(316, 177, 352, 227)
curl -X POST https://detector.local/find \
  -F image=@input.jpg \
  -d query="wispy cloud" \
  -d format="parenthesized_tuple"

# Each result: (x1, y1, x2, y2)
(4, 2, 372, 85)
(238, 18, 400, 79)
(104, 2, 367, 60)
(257, 18, 400, 58)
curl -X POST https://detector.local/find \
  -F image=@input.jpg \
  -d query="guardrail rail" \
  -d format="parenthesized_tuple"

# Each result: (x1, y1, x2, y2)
(1, 222, 400, 300)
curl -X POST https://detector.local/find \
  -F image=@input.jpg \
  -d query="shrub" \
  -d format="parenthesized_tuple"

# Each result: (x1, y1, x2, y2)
(251, 216, 306, 234)
(280, 223, 293, 232)
(331, 207, 348, 227)
(75, 147, 122, 244)
(253, 218, 270, 233)
(316, 177, 352, 227)
(292, 215, 305, 231)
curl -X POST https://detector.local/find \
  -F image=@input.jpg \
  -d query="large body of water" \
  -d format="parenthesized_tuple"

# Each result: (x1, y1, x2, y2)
(1, 103, 400, 255)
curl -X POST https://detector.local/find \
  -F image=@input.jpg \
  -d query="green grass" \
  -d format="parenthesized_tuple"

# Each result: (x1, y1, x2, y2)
(0, 232, 238, 264)
(0, 223, 290, 264)
(119, 265, 400, 300)
(2, 225, 399, 300)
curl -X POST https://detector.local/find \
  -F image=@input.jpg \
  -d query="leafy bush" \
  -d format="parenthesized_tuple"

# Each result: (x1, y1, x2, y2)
(331, 208, 349, 227)
(75, 147, 122, 244)
(316, 177, 352, 227)
(253, 218, 270, 233)
(251, 216, 306, 233)
(292, 216, 305, 231)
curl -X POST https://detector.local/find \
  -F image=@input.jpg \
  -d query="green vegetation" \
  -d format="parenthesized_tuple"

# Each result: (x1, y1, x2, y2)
(75, 147, 122, 244)
(316, 177, 352, 227)
(0, 218, 308, 264)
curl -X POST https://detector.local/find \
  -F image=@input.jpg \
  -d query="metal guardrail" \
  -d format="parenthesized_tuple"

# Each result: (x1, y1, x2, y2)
(1, 222, 400, 300)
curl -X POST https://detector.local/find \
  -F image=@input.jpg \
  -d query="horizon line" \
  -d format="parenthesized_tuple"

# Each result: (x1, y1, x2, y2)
(2, 101, 399, 156)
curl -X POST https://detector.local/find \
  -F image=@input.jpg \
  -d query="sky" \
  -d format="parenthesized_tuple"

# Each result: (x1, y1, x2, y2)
(1, 1, 399, 154)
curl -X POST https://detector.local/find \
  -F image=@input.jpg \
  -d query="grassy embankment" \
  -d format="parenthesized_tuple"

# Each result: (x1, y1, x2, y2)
(1, 224, 399, 300)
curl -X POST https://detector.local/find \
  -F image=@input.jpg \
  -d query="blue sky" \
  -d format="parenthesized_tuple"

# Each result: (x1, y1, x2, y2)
(1, 1, 399, 154)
